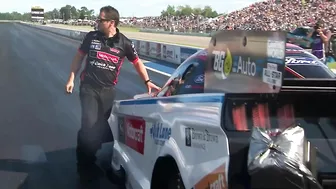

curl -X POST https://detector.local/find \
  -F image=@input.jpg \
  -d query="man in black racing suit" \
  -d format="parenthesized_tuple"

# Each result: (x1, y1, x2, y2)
(64, 5, 160, 184)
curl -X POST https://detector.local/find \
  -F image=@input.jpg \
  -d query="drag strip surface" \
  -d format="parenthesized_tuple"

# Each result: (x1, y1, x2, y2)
(0, 23, 168, 189)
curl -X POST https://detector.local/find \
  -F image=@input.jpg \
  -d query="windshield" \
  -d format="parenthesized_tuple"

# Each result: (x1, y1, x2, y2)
(288, 64, 336, 78)
(292, 27, 310, 35)
(286, 52, 336, 78)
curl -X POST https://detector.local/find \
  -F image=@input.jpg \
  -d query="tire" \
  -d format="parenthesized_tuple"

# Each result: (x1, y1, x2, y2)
(167, 172, 185, 189)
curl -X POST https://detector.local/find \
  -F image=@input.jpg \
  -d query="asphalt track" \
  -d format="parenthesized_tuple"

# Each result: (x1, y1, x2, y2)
(0, 22, 169, 189)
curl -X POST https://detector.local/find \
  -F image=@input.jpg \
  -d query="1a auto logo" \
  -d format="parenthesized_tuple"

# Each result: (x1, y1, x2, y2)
(235, 56, 257, 76)
(97, 51, 120, 63)
(212, 48, 232, 79)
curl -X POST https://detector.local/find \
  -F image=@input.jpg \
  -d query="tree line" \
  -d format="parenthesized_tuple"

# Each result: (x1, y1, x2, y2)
(160, 5, 224, 18)
(0, 4, 224, 20)
(0, 5, 95, 20)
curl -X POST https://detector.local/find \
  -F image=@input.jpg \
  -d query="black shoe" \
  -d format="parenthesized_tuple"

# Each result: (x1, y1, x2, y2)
(77, 163, 104, 182)
(76, 177, 100, 189)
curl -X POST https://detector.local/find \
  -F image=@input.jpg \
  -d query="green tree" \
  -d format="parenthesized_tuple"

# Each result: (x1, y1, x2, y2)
(202, 5, 218, 18)
(79, 6, 88, 19)
(161, 5, 175, 16)
(160, 4, 219, 18)
(59, 5, 71, 20)
(193, 7, 202, 15)
(70, 6, 78, 19)
(52, 8, 60, 19)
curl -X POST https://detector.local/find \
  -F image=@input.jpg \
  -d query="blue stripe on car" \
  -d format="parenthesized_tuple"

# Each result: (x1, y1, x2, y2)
(119, 95, 224, 105)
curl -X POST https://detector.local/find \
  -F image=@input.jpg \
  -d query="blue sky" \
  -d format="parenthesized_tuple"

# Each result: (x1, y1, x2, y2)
(1, 0, 262, 17)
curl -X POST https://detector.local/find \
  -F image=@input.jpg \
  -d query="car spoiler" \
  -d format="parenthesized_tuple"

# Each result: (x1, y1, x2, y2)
(281, 78, 336, 92)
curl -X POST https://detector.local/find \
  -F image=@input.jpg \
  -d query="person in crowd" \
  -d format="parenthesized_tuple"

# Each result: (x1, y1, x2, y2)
(307, 22, 329, 61)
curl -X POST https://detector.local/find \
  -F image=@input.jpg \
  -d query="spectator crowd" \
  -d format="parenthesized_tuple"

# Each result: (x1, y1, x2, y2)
(120, 0, 336, 33)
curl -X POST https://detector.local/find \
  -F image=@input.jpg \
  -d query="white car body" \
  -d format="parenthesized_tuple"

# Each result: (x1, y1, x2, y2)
(107, 30, 289, 189)
(108, 93, 230, 189)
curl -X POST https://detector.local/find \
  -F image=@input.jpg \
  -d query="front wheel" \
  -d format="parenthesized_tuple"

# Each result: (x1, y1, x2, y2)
(167, 172, 185, 189)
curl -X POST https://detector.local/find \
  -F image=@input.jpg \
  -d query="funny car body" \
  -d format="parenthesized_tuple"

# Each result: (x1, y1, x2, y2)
(107, 30, 336, 189)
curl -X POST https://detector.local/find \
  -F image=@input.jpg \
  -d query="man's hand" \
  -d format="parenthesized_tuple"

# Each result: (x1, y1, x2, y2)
(65, 80, 74, 94)
(147, 81, 161, 95)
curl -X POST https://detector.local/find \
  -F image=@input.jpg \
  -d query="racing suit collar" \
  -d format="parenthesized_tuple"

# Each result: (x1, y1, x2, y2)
(100, 28, 120, 46)
(102, 28, 120, 40)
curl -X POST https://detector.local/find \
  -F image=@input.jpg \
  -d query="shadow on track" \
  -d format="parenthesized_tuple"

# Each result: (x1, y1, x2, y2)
(0, 147, 121, 189)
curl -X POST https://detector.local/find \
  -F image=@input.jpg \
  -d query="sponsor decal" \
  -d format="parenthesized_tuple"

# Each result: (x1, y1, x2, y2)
(180, 48, 198, 62)
(236, 56, 257, 77)
(162, 45, 176, 62)
(125, 118, 145, 154)
(149, 122, 171, 146)
(185, 127, 219, 150)
(267, 40, 285, 59)
(96, 51, 120, 63)
(262, 62, 282, 87)
(194, 74, 204, 84)
(89, 60, 116, 71)
(212, 49, 233, 80)
(130, 41, 138, 57)
(193, 164, 227, 189)
(267, 39, 285, 63)
(285, 57, 317, 64)
(110, 48, 120, 54)
(90, 44, 101, 50)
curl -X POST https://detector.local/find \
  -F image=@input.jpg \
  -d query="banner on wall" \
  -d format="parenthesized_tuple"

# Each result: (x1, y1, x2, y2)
(148, 42, 162, 59)
(135, 40, 140, 53)
(139, 41, 147, 55)
(162, 44, 180, 64)
(180, 47, 199, 62)
(145, 41, 150, 56)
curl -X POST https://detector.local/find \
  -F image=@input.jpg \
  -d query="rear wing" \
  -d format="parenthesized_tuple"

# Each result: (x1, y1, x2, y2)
(205, 30, 287, 94)
(282, 78, 336, 92)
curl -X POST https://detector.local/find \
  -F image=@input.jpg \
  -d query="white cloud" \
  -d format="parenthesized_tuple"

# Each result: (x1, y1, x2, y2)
(0, 0, 262, 17)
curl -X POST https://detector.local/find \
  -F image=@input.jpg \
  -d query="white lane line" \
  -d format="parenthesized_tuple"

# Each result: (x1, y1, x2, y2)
(144, 66, 171, 77)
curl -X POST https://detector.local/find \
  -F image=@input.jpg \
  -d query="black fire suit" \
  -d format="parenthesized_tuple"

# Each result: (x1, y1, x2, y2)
(76, 28, 139, 178)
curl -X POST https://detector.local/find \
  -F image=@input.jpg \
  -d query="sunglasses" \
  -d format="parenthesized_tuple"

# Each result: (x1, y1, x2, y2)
(96, 18, 114, 23)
